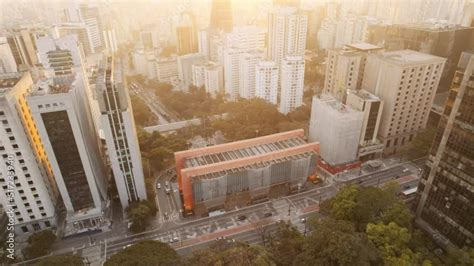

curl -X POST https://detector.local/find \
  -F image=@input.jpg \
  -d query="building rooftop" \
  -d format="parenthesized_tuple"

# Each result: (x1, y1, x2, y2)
(379, 50, 446, 66)
(347, 89, 381, 102)
(316, 94, 359, 115)
(394, 23, 473, 32)
(0, 77, 21, 89)
(347, 42, 382, 51)
(30, 74, 75, 96)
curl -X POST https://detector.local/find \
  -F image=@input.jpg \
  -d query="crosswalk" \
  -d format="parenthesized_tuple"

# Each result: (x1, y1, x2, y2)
(158, 211, 180, 223)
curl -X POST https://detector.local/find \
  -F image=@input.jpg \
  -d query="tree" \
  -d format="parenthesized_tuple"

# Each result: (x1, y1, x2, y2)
(104, 240, 179, 266)
(267, 221, 304, 266)
(252, 219, 271, 247)
(445, 247, 474, 265)
(24, 230, 56, 259)
(126, 201, 153, 233)
(35, 254, 83, 266)
(295, 218, 380, 266)
(366, 222, 429, 265)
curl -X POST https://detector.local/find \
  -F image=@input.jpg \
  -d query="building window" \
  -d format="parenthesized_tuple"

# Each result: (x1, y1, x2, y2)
(21, 226, 28, 233)
(44, 221, 51, 227)
(386, 140, 391, 148)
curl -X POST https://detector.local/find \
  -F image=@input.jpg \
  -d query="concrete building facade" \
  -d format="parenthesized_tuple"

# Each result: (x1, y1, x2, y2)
(279, 55, 305, 114)
(97, 57, 147, 208)
(175, 129, 319, 216)
(255, 61, 279, 105)
(0, 37, 17, 74)
(239, 50, 265, 99)
(362, 50, 446, 154)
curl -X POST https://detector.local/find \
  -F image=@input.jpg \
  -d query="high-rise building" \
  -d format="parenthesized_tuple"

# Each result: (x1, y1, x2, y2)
(239, 50, 265, 99)
(97, 57, 147, 209)
(414, 51, 474, 247)
(225, 26, 266, 51)
(0, 37, 17, 74)
(177, 53, 206, 91)
(5, 28, 41, 68)
(140, 31, 159, 50)
(267, 6, 307, 64)
(53, 23, 94, 55)
(346, 89, 385, 160)
(317, 17, 367, 51)
(223, 47, 243, 100)
(209, 0, 233, 33)
(255, 61, 279, 105)
(192, 62, 223, 96)
(63, 3, 104, 52)
(0, 73, 57, 235)
(367, 23, 474, 87)
(279, 55, 305, 114)
(156, 56, 178, 83)
(324, 43, 383, 100)
(27, 71, 108, 234)
(197, 29, 210, 60)
(362, 50, 446, 154)
(36, 36, 83, 77)
(177, 26, 198, 55)
(102, 28, 118, 53)
(308, 94, 363, 166)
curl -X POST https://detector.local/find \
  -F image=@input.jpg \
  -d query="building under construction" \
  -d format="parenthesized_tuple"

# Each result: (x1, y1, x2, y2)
(175, 129, 319, 216)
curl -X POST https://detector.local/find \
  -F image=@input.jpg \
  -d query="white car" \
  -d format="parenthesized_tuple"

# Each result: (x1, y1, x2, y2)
(157, 183, 161, 189)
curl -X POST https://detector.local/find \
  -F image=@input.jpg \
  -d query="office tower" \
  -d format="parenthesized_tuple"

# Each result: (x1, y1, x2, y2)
(324, 43, 383, 100)
(209, 0, 233, 33)
(317, 17, 367, 51)
(223, 47, 243, 100)
(53, 23, 94, 55)
(267, 6, 308, 64)
(346, 90, 385, 160)
(308, 94, 363, 166)
(175, 129, 318, 216)
(0, 38, 17, 74)
(209, 33, 225, 63)
(197, 29, 210, 60)
(192, 62, 224, 96)
(63, 3, 104, 52)
(103, 28, 118, 53)
(362, 50, 446, 155)
(97, 57, 147, 208)
(140, 31, 158, 50)
(239, 50, 265, 99)
(279, 55, 305, 114)
(367, 24, 474, 87)
(177, 53, 206, 91)
(5, 29, 40, 68)
(156, 56, 178, 82)
(415, 51, 474, 247)
(27, 71, 108, 234)
(36, 36, 83, 77)
(225, 26, 266, 51)
(177, 26, 198, 55)
(255, 61, 279, 105)
(0, 73, 56, 234)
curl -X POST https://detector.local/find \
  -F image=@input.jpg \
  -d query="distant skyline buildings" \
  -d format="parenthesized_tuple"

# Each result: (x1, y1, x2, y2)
(209, 0, 233, 33)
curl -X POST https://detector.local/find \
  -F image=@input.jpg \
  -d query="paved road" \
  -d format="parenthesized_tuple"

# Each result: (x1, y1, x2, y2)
(19, 158, 425, 265)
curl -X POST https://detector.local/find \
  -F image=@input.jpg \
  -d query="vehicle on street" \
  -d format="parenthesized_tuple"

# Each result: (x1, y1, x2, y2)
(165, 181, 169, 186)
(264, 212, 272, 218)
(165, 187, 171, 194)
(123, 244, 133, 249)
(237, 215, 246, 221)
(157, 183, 161, 189)
(169, 237, 179, 243)
(216, 236, 225, 240)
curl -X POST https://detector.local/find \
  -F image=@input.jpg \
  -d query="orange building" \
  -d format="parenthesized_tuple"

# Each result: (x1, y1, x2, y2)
(175, 129, 319, 216)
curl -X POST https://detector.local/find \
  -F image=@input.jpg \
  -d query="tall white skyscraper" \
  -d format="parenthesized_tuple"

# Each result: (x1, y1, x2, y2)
(255, 61, 279, 105)
(362, 50, 446, 154)
(197, 29, 210, 60)
(27, 70, 108, 234)
(103, 29, 118, 53)
(63, 3, 104, 52)
(226, 26, 266, 51)
(0, 73, 57, 235)
(0, 37, 17, 74)
(97, 57, 147, 209)
(267, 6, 308, 64)
(239, 50, 265, 99)
(279, 55, 305, 114)
(177, 53, 206, 91)
(223, 47, 244, 100)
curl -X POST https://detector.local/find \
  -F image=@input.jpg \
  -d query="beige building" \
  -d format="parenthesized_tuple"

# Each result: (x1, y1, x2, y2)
(362, 50, 446, 154)
(324, 43, 383, 101)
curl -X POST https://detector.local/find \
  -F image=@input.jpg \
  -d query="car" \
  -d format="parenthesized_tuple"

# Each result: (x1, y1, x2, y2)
(165, 181, 169, 186)
(216, 236, 225, 241)
(169, 237, 179, 243)
(264, 212, 272, 218)
(157, 183, 161, 189)
(237, 215, 246, 221)
(300, 218, 307, 223)
(123, 244, 133, 249)
(165, 188, 171, 194)
(402, 168, 409, 173)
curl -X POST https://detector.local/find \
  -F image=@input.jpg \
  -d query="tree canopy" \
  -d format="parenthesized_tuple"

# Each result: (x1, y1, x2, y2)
(104, 240, 179, 266)
(35, 254, 83, 266)
(126, 200, 155, 233)
(24, 230, 56, 259)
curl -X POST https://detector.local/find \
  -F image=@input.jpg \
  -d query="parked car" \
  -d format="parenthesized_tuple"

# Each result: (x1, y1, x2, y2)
(157, 183, 161, 189)
(264, 212, 272, 218)
(237, 215, 247, 221)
